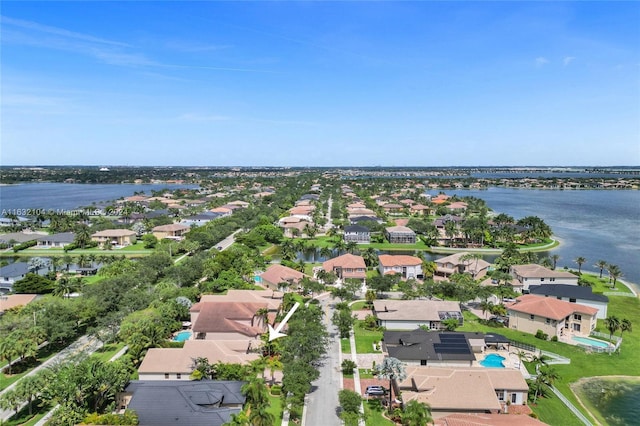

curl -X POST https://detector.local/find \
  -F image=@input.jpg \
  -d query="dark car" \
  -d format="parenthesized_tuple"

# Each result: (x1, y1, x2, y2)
(365, 385, 386, 396)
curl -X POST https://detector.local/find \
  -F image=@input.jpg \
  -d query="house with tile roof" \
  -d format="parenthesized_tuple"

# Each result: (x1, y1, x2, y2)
(398, 366, 529, 415)
(506, 294, 598, 338)
(91, 229, 137, 247)
(435, 252, 491, 279)
(190, 302, 268, 340)
(322, 253, 366, 281)
(259, 264, 308, 291)
(0, 294, 38, 312)
(373, 299, 462, 331)
(138, 340, 261, 381)
(152, 223, 191, 241)
(510, 264, 579, 291)
(529, 284, 609, 319)
(377, 255, 423, 279)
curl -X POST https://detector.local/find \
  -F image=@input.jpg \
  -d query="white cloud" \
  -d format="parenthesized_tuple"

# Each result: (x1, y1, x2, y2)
(535, 57, 549, 67)
(563, 56, 576, 66)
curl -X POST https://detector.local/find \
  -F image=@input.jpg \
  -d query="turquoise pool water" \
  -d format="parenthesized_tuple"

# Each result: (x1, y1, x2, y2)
(173, 331, 192, 342)
(480, 353, 505, 368)
(572, 336, 610, 348)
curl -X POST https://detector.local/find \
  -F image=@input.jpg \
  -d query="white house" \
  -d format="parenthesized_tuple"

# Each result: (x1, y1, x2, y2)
(377, 255, 423, 279)
(510, 264, 579, 292)
(528, 284, 609, 320)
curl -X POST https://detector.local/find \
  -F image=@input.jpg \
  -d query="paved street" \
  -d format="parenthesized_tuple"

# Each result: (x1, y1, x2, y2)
(303, 296, 342, 426)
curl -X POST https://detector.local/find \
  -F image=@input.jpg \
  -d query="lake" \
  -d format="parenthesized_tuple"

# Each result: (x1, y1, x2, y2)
(0, 182, 199, 212)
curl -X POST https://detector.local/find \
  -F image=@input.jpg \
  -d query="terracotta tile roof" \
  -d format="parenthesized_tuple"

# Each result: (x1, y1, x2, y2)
(373, 300, 461, 322)
(322, 253, 366, 270)
(0, 294, 38, 312)
(152, 224, 190, 232)
(260, 264, 307, 286)
(511, 264, 577, 279)
(138, 340, 260, 374)
(91, 229, 136, 237)
(507, 294, 598, 320)
(435, 413, 547, 426)
(378, 254, 422, 267)
(199, 290, 283, 310)
(190, 302, 267, 336)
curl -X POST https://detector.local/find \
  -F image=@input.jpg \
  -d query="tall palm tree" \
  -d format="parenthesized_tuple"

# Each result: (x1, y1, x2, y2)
(595, 260, 608, 279)
(605, 315, 620, 340)
(607, 264, 623, 289)
(374, 356, 407, 413)
(319, 246, 333, 260)
(550, 254, 560, 270)
(620, 318, 632, 339)
(533, 366, 559, 403)
(574, 257, 586, 274)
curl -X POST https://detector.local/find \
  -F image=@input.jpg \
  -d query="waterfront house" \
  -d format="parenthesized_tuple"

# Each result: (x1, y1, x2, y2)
(343, 225, 371, 244)
(322, 253, 367, 281)
(385, 226, 416, 244)
(510, 264, 579, 292)
(377, 254, 423, 279)
(119, 380, 246, 426)
(506, 294, 598, 338)
(35, 232, 75, 248)
(434, 252, 490, 279)
(91, 229, 137, 247)
(0, 232, 43, 246)
(152, 223, 191, 241)
(398, 366, 529, 414)
(529, 284, 609, 319)
(373, 299, 462, 331)
(0, 262, 31, 293)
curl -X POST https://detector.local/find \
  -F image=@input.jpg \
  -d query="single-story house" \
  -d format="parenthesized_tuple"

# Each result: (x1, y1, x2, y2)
(322, 253, 367, 281)
(91, 229, 137, 247)
(0, 263, 30, 293)
(119, 380, 246, 426)
(35, 232, 76, 248)
(507, 294, 598, 338)
(137, 339, 261, 381)
(180, 212, 223, 227)
(529, 284, 609, 319)
(385, 226, 416, 244)
(435, 252, 490, 279)
(373, 300, 463, 331)
(434, 413, 547, 426)
(399, 366, 529, 414)
(0, 232, 43, 246)
(152, 223, 191, 241)
(510, 264, 579, 291)
(259, 264, 307, 291)
(382, 330, 476, 367)
(343, 225, 371, 244)
(377, 255, 423, 279)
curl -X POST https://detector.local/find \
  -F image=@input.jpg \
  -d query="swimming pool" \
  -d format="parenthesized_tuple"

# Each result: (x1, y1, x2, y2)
(173, 331, 192, 342)
(572, 335, 610, 348)
(480, 353, 505, 368)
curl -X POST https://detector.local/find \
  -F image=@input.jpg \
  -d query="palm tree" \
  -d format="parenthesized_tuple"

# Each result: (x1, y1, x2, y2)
(620, 318, 632, 339)
(574, 257, 586, 274)
(253, 308, 269, 329)
(533, 366, 559, 403)
(319, 246, 333, 260)
(595, 260, 608, 279)
(550, 254, 560, 270)
(479, 300, 494, 319)
(401, 400, 432, 426)
(607, 264, 623, 289)
(605, 315, 620, 340)
(345, 240, 358, 254)
(248, 406, 275, 426)
(362, 247, 378, 268)
(374, 357, 407, 413)
(63, 254, 73, 271)
(333, 239, 346, 255)
(74, 224, 92, 249)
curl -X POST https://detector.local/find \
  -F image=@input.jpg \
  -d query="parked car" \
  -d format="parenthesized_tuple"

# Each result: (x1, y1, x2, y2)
(365, 385, 386, 396)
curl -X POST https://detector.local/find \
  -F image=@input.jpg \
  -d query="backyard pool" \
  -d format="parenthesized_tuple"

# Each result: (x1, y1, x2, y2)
(572, 336, 610, 348)
(173, 331, 192, 342)
(480, 353, 505, 368)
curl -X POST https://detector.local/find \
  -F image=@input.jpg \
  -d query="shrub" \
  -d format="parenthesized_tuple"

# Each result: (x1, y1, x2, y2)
(12, 240, 37, 252)
(535, 330, 548, 340)
(341, 359, 357, 374)
(550, 336, 558, 342)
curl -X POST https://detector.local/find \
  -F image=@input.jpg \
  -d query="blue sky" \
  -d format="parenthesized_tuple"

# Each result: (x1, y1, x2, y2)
(1, 1, 639, 167)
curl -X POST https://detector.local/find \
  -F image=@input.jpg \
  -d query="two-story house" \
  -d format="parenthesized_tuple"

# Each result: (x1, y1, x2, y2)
(378, 254, 423, 279)
(510, 264, 579, 292)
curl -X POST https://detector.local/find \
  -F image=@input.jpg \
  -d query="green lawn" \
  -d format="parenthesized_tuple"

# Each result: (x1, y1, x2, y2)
(459, 287, 640, 426)
(4, 399, 54, 426)
(353, 321, 383, 354)
(0, 343, 63, 391)
(350, 301, 369, 311)
(90, 343, 126, 362)
(341, 338, 351, 354)
(364, 399, 394, 426)
(267, 392, 283, 423)
(528, 386, 583, 426)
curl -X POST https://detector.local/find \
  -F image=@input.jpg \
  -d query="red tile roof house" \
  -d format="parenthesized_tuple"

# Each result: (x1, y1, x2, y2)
(190, 302, 269, 341)
(506, 294, 598, 339)
(259, 264, 308, 291)
(152, 223, 191, 241)
(378, 255, 423, 279)
(373, 299, 462, 331)
(510, 264, 579, 292)
(322, 253, 366, 281)
(435, 252, 491, 280)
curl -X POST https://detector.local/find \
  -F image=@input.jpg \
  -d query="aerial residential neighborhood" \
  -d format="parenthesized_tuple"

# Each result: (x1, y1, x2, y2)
(0, 167, 636, 426)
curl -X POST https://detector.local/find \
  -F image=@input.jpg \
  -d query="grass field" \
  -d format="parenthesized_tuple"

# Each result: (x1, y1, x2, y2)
(353, 320, 383, 354)
(364, 399, 394, 426)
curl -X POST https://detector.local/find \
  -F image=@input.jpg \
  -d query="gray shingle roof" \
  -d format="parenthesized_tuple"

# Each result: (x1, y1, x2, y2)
(125, 380, 246, 426)
(0, 262, 30, 277)
(383, 330, 475, 362)
(528, 284, 609, 303)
